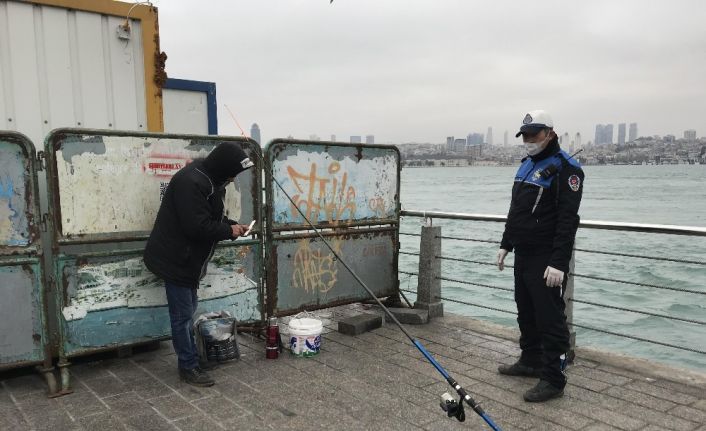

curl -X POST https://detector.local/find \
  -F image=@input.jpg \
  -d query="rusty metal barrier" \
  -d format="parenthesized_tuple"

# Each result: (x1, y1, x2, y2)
(0, 131, 56, 393)
(264, 139, 401, 316)
(43, 129, 264, 394)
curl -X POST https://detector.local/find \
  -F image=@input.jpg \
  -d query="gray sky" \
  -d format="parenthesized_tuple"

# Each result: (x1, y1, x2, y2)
(156, 0, 706, 145)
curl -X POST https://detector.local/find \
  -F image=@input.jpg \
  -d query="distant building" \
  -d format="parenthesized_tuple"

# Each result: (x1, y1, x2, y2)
(446, 136, 455, 152)
(594, 124, 614, 145)
(250, 123, 261, 144)
(629, 123, 638, 142)
(453, 138, 467, 153)
(503, 130, 509, 147)
(604, 124, 614, 145)
(618, 123, 626, 146)
(560, 132, 570, 147)
(350, 136, 362, 143)
(309, 134, 321, 141)
(365, 135, 375, 145)
(330, 134, 336, 142)
(486, 127, 493, 145)
(575, 132, 582, 149)
(466, 133, 484, 146)
(685, 129, 697, 143)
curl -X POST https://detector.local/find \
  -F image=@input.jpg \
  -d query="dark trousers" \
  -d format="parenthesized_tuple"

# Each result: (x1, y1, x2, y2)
(513, 253, 570, 389)
(165, 282, 199, 370)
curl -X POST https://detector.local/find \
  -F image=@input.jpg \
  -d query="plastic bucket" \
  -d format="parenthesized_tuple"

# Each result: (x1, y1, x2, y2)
(288, 316, 323, 357)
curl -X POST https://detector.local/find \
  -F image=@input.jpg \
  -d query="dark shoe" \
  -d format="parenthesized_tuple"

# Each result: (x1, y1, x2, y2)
(523, 380, 564, 402)
(179, 367, 215, 387)
(498, 361, 541, 377)
(198, 360, 218, 371)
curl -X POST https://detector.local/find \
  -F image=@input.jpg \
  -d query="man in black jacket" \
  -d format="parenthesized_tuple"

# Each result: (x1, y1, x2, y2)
(496, 110, 584, 402)
(144, 142, 254, 387)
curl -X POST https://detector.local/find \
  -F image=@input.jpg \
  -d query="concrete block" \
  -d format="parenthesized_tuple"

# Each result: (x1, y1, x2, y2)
(338, 314, 383, 336)
(388, 308, 429, 325)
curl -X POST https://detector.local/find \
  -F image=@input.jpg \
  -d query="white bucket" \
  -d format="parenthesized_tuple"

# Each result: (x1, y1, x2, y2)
(288, 315, 323, 357)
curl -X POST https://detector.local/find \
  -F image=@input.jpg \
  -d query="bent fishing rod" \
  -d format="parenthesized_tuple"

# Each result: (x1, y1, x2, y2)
(224, 105, 502, 430)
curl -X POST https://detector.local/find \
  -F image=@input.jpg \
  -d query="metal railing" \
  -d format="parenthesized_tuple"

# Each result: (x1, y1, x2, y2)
(399, 209, 706, 357)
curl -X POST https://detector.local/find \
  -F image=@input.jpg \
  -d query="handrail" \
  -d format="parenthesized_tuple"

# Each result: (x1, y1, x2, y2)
(401, 209, 706, 237)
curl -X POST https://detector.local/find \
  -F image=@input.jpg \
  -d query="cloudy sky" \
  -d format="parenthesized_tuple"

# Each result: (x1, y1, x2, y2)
(155, 0, 706, 145)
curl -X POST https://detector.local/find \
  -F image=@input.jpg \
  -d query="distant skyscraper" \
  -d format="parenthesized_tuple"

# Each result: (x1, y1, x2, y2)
(309, 134, 321, 141)
(454, 138, 467, 153)
(594, 124, 604, 145)
(561, 132, 570, 147)
(684, 130, 697, 143)
(446, 136, 455, 152)
(365, 135, 375, 145)
(330, 134, 336, 142)
(503, 130, 509, 147)
(575, 132, 581, 149)
(605, 124, 614, 144)
(486, 127, 493, 145)
(350, 136, 362, 143)
(618, 123, 626, 146)
(466, 133, 484, 146)
(250, 123, 261, 144)
(629, 123, 638, 142)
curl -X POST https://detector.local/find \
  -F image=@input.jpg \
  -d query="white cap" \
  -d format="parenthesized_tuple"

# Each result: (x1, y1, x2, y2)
(515, 110, 554, 137)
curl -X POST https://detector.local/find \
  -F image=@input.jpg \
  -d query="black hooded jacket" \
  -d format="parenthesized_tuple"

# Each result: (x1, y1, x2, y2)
(144, 142, 252, 288)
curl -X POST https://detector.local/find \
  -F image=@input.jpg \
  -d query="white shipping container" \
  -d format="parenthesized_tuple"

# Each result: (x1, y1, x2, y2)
(0, 0, 162, 148)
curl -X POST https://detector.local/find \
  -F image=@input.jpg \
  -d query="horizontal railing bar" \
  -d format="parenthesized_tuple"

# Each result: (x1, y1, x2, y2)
(567, 298, 706, 326)
(398, 289, 706, 355)
(401, 209, 706, 236)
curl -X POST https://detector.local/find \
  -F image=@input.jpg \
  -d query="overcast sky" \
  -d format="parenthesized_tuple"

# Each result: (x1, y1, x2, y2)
(155, 0, 706, 145)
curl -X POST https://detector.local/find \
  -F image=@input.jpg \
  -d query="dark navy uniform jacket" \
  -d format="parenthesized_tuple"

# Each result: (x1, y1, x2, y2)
(500, 137, 584, 273)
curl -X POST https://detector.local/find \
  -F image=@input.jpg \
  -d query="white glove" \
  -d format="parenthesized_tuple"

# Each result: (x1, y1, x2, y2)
(497, 249, 509, 271)
(544, 266, 564, 287)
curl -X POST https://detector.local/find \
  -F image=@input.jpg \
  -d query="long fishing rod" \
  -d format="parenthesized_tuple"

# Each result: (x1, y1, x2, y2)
(224, 105, 502, 430)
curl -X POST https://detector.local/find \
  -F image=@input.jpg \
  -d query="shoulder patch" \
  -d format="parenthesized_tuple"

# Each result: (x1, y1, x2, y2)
(568, 174, 581, 192)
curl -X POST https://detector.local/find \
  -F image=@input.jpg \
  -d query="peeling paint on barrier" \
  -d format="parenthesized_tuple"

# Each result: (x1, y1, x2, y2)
(53, 135, 248, 237)
(0, 141, 30, 247)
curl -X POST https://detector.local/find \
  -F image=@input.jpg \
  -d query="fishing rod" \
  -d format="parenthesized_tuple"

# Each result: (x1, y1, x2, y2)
(224, 105, 502, 430)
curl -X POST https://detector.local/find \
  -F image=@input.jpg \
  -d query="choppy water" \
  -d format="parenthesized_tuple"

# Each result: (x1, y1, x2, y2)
(398, 165, 706, 372)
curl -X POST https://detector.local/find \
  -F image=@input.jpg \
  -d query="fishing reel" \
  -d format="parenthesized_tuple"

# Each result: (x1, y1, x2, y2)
(440, 392, 465, 422)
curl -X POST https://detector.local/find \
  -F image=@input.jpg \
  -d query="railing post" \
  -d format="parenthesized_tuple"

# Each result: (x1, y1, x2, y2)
(415, 224, 443, 318)
(565, 249, 576, 362)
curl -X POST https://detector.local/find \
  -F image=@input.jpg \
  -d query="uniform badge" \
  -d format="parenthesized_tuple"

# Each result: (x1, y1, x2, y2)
(532, 169, 542, 181)
(523, 113, 533, 124)
(568, 174, 581, 192)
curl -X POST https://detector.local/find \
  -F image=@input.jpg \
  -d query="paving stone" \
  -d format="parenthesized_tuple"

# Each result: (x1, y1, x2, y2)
(604, 385, 677, 412)
(120, 411, 177, 431)
(24, 408, 76, 431)
(1, 373, 47, 398)
(388, 308, 429, 324)
(669, 405, 706, 424)
(148, 394, 196, 420)
(338, 313, 383, 335)
(58, 390, 108, 418)
(191, 394, 249, 422)
(622, 380, 699, 405)
(173, 413, 228, 431)
(77, 411, 127, 430)
(693, 399, 706, 411)
(102, 392, 154, 417)
(82, 375, 131, 398)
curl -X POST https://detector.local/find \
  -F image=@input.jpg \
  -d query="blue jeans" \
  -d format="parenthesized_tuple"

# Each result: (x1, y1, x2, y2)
(165, 282, 199, 370)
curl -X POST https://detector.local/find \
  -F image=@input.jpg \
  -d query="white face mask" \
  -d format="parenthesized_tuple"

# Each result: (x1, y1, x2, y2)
(524, 142, 542, 156)
(524, 132, 552, 156)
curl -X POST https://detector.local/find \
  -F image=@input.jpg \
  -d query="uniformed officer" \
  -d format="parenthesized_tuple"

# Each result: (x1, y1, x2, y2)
(496, 110, 584, 402)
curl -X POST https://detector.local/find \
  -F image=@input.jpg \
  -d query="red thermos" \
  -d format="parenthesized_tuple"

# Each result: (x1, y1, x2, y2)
(265, 317, 280, 359)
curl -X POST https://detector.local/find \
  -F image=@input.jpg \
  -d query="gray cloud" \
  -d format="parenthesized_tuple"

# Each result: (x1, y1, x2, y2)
(156, 0, 706, 144)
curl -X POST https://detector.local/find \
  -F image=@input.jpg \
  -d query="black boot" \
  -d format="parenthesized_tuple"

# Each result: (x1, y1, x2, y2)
(498, 361, 541, 377)
(523, 380, 564, 402)
(179, 367, 215, 387)
(198, 360, 219, 371)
